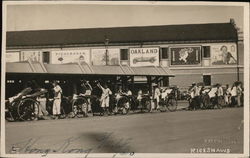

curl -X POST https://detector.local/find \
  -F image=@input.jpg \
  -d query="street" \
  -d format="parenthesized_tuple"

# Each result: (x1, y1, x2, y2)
(5, 107, 243, 154)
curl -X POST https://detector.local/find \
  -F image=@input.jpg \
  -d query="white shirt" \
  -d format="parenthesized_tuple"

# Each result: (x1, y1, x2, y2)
(231, 86, 237, 97)
(54, 85, 62, 99)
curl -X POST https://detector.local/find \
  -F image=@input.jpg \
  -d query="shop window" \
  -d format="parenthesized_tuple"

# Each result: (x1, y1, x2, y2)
(202, 46, 210, 58)
(203, 75, 211, 86)
(120, 49, 128, 60)
(43, 51, 50, 63)
(161, 48, 169, 59)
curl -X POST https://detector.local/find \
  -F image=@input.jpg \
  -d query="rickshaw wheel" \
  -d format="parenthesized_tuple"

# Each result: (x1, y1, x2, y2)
(17, 98, 39, 121)
(166, 97, 177, 112)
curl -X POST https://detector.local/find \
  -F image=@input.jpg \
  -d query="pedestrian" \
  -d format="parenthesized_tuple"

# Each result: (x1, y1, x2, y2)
(189, 82, 200, 110)
(52, 81, 62, 119)
(37, 88, 49, 120)
(97, 82, 112, 115)
(153, 84, 161, 110)
(231, 83, 237, 106)
(224, 84, 231, 106)
(80, 80, 93, 114)
(236, 83, 243, 107)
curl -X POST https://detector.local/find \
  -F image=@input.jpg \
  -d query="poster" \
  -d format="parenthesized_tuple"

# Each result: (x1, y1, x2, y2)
(170, 46, 201, 65)
(6, 52, 20, 62)
(129, 47, 159, 67)
(211, 43, 237, 65)
(91, 48, 120, 65)
(51, 49, 90, 64)
(21, 51, 42, 62)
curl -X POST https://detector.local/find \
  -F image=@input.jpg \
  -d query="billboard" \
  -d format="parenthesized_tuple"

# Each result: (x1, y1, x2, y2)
(91, 48, 120, 65)
(6, 52, 20, 62)
(21, 51, 42, 62)
(129, 47, 159, 67)
(211, 43, 237, 65)
(170, 46, 201, 65)
(51, 49, 90, 64)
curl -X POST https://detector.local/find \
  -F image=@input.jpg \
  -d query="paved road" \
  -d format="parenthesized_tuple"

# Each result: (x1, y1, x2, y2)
(5, 107, 243, 154)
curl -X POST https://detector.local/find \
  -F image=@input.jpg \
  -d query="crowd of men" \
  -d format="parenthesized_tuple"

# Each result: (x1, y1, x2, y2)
(187, 81, 244, 110)
(6, 79, 243, 121)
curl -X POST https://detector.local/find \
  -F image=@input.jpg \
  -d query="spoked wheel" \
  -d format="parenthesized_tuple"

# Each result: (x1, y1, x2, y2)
(72, 97, 89, 118)
(17, 98, 39, 121)
(166, 97, 177, 112)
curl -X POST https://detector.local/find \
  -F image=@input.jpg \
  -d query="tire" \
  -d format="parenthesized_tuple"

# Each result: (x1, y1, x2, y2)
(166, 97, 177, 112)
(17, 98, 39, 121)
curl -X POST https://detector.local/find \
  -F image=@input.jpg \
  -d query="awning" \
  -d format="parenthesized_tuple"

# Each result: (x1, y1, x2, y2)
(5, 61, 175, 77)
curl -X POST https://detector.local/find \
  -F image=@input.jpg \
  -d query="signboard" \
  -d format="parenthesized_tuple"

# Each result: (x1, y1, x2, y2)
(211, 43, 237, 65)
(51, 49, 90, 64)
(129, 47, 159, 67)
(21, 51, 42, 62)
(6, 52, 20, 62)
(170, 46, 201, 65)
(91, 48, 120, 65)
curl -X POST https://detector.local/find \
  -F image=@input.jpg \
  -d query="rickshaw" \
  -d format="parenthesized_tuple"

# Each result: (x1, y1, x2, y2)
(137, 93, 152, 113)
(200, 85, 224, 109)
(71, 94, 90, 118)
(114, 93, 131, 115)
(5, 88, 47, 121)
(158, 87, 178, 112)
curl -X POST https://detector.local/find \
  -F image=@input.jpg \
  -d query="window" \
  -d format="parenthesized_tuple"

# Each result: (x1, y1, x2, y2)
(43, 51, 50, 63)
(161, 48, 168, 59)
(202, 46, 210, 58)
(203, 75, 211, 86)
(120, 49, 128, 60)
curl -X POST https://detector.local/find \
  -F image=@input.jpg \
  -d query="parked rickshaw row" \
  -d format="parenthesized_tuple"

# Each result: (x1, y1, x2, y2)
(5, 80, 178, 121)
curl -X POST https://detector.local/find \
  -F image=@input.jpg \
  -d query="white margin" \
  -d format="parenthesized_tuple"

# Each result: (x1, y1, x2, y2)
(1, 1, 249, 158)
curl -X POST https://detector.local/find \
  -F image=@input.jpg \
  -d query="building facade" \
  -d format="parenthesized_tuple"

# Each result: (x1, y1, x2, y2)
(6, 20, 244, 93)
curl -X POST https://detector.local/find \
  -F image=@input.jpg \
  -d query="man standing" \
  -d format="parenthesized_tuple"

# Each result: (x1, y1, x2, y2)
(52, 81, 62, 119)
(153, 84, 161, 110)
(97, 83, 112, 115)
(236, 83, 243, 107)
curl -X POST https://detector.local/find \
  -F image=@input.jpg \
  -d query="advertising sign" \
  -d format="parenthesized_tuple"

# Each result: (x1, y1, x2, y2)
(170, 46, 201, 65)
(21, 51, 42, 62)
(91, 48, 120, 65)
(211, 43, 237, 65)
(6, 52, 20, 62)
(129, 47, 159, 67)
(51, 49, 90, 64)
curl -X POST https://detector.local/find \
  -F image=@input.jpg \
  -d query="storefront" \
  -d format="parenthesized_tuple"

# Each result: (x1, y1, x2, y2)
(5, 20, 243, 96)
